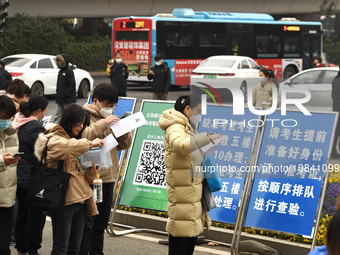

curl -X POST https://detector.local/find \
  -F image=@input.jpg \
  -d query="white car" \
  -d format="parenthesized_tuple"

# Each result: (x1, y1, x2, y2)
(190, 55, 260, 99)
(279, 67, 339, 111)
(2, 54, 94, 98)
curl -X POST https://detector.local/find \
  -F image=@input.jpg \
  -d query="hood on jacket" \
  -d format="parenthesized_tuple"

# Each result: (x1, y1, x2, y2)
(56, 53, 70, 69)
(34, 124, 68, 161)
(12, 112, 38, 130)
(159, 108, 189, 131)
(83, 103, 101, 118)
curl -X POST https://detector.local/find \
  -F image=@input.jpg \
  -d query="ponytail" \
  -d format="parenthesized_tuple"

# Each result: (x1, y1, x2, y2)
(19, 101, 30, 117)
(19, 96, 48, 118)
(174, 94, 202, 114)
(174, 95, 190, 114)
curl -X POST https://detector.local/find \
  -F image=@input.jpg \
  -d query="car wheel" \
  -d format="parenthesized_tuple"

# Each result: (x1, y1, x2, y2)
(31, 82, 44, 96)
(240, 81, 247, 103)
(283, 66, 297, 79)
(78, 79, 89, 98)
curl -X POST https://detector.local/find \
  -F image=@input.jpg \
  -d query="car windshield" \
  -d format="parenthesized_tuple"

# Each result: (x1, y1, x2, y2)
(199, 59, 236, 68)
(3, 58, 31, 67)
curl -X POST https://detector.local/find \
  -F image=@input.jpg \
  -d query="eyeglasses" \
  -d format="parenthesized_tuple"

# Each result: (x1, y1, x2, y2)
(100, 101, 117, 110)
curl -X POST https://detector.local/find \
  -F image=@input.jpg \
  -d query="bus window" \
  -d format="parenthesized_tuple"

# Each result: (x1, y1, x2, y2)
(256, 34, 281, 58)
(115, 31, 149, 41)
(162, 22, 194, 59)
(283, 35, 300, 58)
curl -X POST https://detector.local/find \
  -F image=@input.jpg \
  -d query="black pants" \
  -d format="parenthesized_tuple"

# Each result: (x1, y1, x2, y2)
(15, 187, 46, 253)
(168, 235, 198, 255)
(0, 206, 13, 255)
(51, 203, 86, 255)
(79, 182, 114, 255)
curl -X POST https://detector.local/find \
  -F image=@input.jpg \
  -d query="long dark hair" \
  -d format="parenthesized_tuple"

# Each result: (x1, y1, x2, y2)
(327, 210, 340, 255)
(174, 95, 201, 114)
(19, 96, 48, 118)
(59, 104, 88, 138)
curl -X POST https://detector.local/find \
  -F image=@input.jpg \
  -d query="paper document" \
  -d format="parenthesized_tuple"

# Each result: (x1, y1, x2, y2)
(100, 134, 118, 154)
(201, 137, 223, 156)
(41, 115, 52, 128)
(110, 111, 147, 138)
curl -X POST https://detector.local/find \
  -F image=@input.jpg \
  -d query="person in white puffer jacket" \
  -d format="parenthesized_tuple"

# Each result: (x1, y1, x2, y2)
(0, 95, 20, 255)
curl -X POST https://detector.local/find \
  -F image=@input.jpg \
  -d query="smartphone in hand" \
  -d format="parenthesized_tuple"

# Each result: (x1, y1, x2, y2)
(13, 152, 24, 157)
(120, 112, 131, 119)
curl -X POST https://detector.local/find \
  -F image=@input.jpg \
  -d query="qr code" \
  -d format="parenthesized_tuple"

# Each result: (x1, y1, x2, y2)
(133, 140, 166, 188)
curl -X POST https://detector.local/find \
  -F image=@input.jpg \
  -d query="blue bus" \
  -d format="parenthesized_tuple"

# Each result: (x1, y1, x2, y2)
(111, 8, 322, 85)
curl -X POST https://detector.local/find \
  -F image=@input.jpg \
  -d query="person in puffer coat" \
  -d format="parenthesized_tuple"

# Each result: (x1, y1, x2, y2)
(159, 95, 221, 255)
(0, 95, 20, 255)
(34, 104, 103, 255)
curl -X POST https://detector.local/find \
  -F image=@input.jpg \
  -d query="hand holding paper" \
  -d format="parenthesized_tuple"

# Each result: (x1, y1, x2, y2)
(110, 112, 147, 138)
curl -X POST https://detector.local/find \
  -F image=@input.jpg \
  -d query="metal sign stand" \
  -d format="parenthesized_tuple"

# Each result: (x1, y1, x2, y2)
(230, 115, 265, 255)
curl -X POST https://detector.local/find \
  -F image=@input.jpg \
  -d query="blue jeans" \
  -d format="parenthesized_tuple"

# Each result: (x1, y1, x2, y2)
(54, 103, 70, 124)
(51, 203, 86, 255)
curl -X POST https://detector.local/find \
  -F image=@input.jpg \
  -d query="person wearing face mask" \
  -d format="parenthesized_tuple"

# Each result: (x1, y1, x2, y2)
(110, 51, 129, 97)
(80, 83, 132, 255)
(11, 96, 49, 255)
(0, 95, 20, 255)
(7, 79, 31, 112)
(252, 68, 278, 107)
(159, 95, 222, 255)
(147, 54, 171, 100)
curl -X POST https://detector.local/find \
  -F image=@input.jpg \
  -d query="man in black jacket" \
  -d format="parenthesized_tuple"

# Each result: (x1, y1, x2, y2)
(110, 51, 128, 97)
(0, 60, 12, 92)
(54, 54, 76, 123)
(331, 70, 340, 157)
(147, 54, 171, 100)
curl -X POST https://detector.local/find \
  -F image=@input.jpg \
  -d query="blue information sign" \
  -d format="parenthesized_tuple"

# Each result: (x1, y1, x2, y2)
(198, 105, 259, 224)
(244, 111, 337, 236)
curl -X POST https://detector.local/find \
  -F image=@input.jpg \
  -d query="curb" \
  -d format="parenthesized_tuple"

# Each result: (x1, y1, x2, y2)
(113, 210, 311, 255)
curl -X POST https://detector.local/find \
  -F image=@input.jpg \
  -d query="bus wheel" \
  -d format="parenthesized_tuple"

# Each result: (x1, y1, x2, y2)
(240, 81, 247, 103)
(283, 66, 297, 79)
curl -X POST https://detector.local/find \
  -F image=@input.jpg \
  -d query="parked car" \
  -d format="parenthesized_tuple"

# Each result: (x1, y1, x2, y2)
(279, 67, 339, 111)
(190, 55, 260, 100)
(2, 54, 94, 97)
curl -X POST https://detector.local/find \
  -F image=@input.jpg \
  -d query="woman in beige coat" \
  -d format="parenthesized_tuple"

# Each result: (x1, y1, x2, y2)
(0, 95, 20, 255)
(34, 104, 103, 255)
(159, 95, 221, 255)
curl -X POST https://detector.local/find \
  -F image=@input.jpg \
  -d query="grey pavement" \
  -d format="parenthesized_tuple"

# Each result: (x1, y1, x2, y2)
(10, 218, 230, 255)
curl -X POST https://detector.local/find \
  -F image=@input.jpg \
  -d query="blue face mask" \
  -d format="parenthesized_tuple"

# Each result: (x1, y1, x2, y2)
(260, 77, 267, 83)
(0, 119, 12, 130)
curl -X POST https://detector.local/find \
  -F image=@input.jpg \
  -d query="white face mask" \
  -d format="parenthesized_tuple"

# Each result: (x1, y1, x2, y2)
(116, 59, 122, 63)
(190, 110, 201, 126)
(96, 102, 113, 118)
(155, 61, 161, 66)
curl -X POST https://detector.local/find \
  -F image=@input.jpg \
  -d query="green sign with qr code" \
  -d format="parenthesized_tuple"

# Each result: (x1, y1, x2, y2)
(119, 100, 175, 211)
